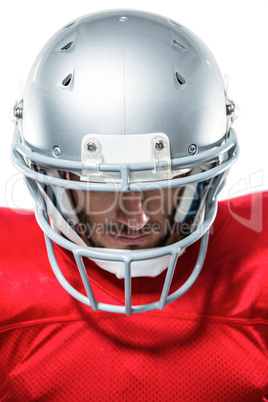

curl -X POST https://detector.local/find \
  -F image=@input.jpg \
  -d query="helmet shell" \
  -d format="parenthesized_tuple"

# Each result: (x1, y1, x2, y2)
(23, 10, 227, 161)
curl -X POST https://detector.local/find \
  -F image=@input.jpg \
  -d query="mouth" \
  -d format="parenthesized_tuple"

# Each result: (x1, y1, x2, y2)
(109, 233, 152, 245)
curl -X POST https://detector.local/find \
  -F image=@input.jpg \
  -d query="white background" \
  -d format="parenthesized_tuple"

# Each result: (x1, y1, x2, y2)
(1, 0, 267, 210)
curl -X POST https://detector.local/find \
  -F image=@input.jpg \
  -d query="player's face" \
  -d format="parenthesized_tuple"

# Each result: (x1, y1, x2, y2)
(69, 176, 183, 250)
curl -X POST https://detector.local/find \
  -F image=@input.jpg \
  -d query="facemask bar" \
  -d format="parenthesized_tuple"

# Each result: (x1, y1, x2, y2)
(25, 172, 221, 315)
(34, 167, 208, 279)
(12, 125, 238, 193)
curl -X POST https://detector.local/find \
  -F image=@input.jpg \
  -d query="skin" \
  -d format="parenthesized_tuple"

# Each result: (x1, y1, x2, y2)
(66, 173, 184, 250)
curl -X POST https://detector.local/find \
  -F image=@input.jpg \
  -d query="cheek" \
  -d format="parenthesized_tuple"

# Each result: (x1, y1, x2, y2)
(142, 192, 164, 216)
(143, 190, 178, 218)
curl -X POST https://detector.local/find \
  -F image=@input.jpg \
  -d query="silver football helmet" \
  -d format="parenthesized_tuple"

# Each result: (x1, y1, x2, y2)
(12, 10, 238, 315)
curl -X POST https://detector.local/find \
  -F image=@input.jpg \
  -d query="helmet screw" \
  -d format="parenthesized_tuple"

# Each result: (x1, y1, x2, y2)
(87, 142, 97, 152)
(226, 102, 235, 115)
(52, 146, 62, 158)
(14, 106, 23, 119)
(155, 140, 165, 151)
(13, 101, 23, 119)
(188, 144, 198, 155)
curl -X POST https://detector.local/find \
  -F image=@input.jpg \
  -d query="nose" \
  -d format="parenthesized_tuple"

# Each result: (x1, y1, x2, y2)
(116, 192, 150, 231)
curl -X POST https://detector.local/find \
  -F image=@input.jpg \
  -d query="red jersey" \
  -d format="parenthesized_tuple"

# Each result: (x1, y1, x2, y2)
(0, 193, 267, 401)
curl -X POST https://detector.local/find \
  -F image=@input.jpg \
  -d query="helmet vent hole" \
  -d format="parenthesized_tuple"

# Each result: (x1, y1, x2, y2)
(173, 40, 186, 50)
(62, 74, 72, 87)
(176, 72, 186, 85)
(61, 41, 73, 51)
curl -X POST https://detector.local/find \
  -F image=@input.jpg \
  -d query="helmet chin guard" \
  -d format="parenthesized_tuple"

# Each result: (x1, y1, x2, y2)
(11, 10, 239, 314)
